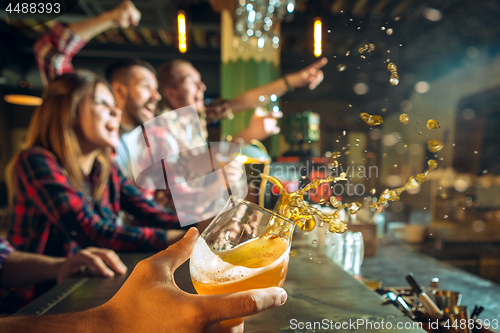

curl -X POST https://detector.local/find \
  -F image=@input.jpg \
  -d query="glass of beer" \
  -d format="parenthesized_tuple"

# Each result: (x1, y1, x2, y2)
(190, 196, 295, 324)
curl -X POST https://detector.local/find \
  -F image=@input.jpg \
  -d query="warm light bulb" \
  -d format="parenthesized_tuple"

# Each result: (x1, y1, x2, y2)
(4, 94, 43, 106)
(178, 11, 187, 54)
(314, 18, 322, 57)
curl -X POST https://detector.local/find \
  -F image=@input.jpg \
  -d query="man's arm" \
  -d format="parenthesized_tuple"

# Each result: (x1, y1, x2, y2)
(228, 57, 328, 113)
(232, 108, 282, 144)
(0, 308, 101, 333)
(67, 0, 140, 41)
(0, 248, 126, 288)
(0, 228, 287, 333)
(34, 0, 140, 85)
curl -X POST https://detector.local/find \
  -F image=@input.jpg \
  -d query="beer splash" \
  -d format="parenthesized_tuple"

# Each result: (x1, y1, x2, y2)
(337, 64, 347, 72)
(261, 173, 360, 234)
(370, 160, 438, 209)
(387, 62, 399, 86)
(427, 119, 441, 130)
(360, 113, 384, 126)
(400, 113, 409, 124)
(428, 139, 444, 152)
(358, 43, 376, 55)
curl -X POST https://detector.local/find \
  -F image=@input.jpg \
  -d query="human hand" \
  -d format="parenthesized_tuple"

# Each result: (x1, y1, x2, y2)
(239, 107, 282, 142)
(57, 247, 127, 284)
(101, 228, 287, 333)
(286, 57, 328, 90)
(106, 0, 141, 28)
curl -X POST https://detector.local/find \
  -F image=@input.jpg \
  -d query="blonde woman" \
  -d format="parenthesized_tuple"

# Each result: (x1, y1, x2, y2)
(6, 72, 184, 260)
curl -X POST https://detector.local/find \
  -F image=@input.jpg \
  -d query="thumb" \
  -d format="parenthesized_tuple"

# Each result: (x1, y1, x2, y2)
(150, 227, 199, 271)
(203, 287, 287, 323)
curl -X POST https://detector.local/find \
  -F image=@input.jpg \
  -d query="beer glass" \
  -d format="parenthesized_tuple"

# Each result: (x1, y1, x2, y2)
(190, 195, 295, 296)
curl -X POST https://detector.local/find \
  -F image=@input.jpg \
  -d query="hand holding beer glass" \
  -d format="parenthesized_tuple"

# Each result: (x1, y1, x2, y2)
(190, 196, 295, 326)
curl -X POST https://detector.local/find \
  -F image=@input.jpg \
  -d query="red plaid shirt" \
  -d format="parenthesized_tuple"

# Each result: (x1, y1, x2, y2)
(8, 147, 179, 258)
(33, 22, 86, 86)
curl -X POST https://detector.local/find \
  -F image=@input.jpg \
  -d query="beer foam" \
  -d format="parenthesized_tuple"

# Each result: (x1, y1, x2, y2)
(190, 237, 289, 285)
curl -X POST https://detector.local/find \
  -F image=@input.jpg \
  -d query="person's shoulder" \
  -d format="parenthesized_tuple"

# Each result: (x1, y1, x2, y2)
(16, 146, 60, 171)
(18, 146, 57, 162)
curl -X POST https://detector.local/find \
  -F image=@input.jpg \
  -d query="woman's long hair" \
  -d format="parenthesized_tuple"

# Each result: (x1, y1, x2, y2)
(7, 71, 112, 206)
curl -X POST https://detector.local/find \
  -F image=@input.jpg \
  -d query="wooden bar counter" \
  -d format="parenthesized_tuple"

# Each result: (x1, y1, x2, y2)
(17, 243, 424, 332)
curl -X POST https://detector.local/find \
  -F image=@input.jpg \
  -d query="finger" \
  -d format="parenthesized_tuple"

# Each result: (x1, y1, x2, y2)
(131, 9, 141, 26)
(309, 71, 324, 90)
(207, 319, 244, 333)
(254, 107, 268, 117)
(79, 251, 115, 277)
(307, 57, 328, 70)
(270, 111, 283, 118)
(150, 227, 199, 271)
(87, 248, 127, 274)
(204, 287, 287, 323)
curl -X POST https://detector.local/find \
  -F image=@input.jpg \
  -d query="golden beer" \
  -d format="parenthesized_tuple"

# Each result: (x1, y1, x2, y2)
(190, 236, 290, 295)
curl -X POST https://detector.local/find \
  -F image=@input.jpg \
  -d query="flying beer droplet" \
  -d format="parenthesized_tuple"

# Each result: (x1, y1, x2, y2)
(437, 186, 443, 190)
(346, 51, 351, 56)
(370, 188, 376, 195)
(360, 113, 384, 126)
(399, 113, 409, 124)
(289, 250, 297, 258)
(328, 161, 339, 169)
(440, 193, 448, 199)
(358, 47, 365, 54)
(311, 239, 318, 245)
(387, 28, 393, 35)
(337, 64, 347, 72)
(381, 108, 387, 112)
(407, 174, 425, 189)
(360, 55, 366, 59)
(427, 160, 438, 171)
(387, 63, 397, 72)
(382, 153, 387, 157)
(427, 119, 441, 130)
(428, 139, 444, 153)
(348, 202, 362, 214)
(318, 197, 326, 204)
(368, 43, 375, 51)
(389, 73, 399, 86)
(330, 196, 340, 207)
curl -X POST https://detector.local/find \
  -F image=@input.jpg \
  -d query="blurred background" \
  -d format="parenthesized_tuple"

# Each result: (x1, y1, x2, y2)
(1, 0, 500, 283)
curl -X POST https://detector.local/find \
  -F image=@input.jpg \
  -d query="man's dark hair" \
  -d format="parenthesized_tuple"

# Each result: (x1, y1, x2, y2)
(105, 58, 156, 84)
